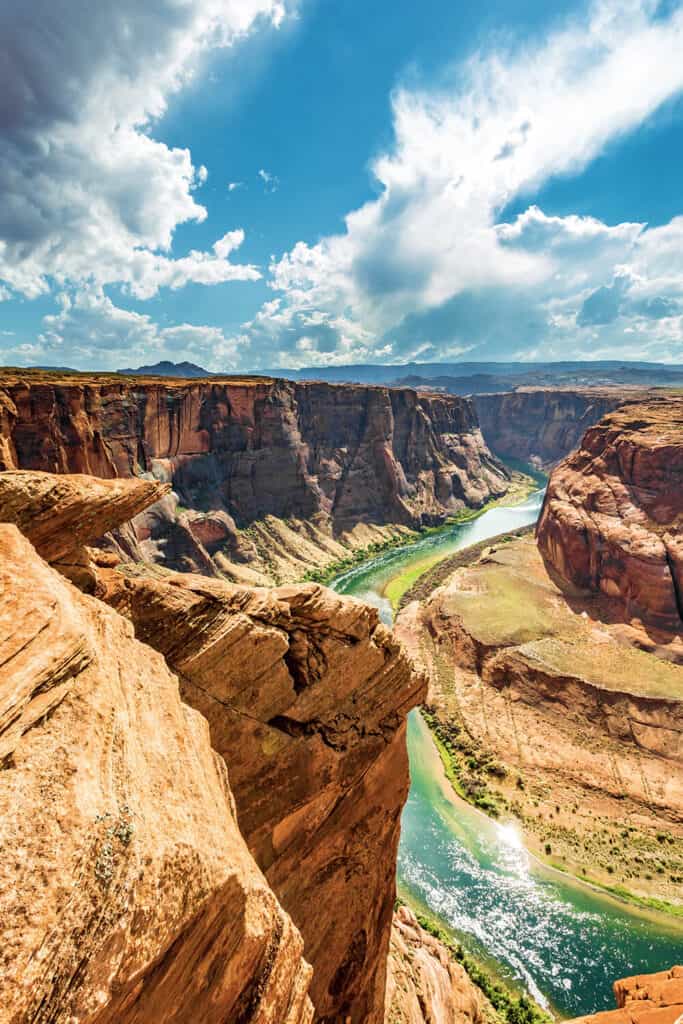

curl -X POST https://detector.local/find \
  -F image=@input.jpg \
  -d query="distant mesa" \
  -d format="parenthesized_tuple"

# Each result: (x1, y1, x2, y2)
(116, 359, 213, 378)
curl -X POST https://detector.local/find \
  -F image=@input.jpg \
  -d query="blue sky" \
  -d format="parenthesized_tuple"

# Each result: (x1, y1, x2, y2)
(3, 0, 683, 371)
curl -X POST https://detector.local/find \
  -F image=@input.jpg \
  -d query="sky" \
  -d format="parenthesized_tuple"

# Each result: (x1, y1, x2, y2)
(3, 0, 683, 372)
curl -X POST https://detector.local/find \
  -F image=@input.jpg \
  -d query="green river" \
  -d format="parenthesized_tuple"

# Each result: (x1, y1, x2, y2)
(331, 490, 683, 1019)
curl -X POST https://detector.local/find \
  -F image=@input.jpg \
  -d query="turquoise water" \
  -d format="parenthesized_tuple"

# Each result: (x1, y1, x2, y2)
(332, 493, 683, 1019)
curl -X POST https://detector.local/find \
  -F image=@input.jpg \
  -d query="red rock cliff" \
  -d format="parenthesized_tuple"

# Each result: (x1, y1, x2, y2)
(0, 469, 426, 1023)
(0, 371, 508, 530)
(97, 562, 426, 1023)
(473, 387, 639, 467)
(537, 397, 683, 632)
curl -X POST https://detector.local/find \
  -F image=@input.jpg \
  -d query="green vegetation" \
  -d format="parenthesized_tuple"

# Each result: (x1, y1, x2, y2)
(578, 879, 683, 919)
(422, 706, 506, 817)
(300, 533, 415, 585)
(93, 805, 135, 888)
(401, 899, 552, 1024)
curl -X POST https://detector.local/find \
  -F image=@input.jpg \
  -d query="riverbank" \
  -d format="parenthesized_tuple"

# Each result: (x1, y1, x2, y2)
(421, 703, 683, 921)
(396, 530, 683, 918)
(379, 469, 541, 609)
(395, 892, 554, 1024)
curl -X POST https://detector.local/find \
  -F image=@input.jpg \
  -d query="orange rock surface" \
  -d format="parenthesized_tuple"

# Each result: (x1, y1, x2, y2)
(473, 387, 635, 466)
(569, 966, 683, 1024)
(97, 563, 426, 1023)
(0, 371, 510, 580)
(537, 398, 683, 632)
(0, 524, 314, 1023)
(385, 907, 493, 1024)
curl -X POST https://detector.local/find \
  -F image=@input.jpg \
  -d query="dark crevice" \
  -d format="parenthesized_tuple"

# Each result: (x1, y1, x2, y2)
(664, 545, 683, 624)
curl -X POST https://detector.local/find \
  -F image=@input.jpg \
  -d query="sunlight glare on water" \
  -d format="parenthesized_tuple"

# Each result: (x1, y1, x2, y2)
(332, 490, 683, 1019)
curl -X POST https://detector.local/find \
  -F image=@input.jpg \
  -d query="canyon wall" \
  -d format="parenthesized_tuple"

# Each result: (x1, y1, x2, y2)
(537, 397, 683, 633)
(396, 530, 683, 904)
(0, 520, 314, 1024)
(473, 387, 637, 466)
(96, 561, 425, 1022)
(0, 372, 509, 583)
(0, 469, 426, 1023)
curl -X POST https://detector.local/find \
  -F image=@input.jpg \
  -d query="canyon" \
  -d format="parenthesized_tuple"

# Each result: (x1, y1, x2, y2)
(472, 387, 644, 468)
(396, 394, 683, 910)
(0, 370, 510, 585)
(2, 371, 682, 1024)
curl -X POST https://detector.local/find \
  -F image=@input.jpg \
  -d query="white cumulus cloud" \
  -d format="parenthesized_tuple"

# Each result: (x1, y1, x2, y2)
(248, 0, 683, 365)
(0, 0, 291, 301)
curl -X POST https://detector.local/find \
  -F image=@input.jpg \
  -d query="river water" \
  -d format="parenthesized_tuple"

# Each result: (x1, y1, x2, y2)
(332, 491, 683, 1019)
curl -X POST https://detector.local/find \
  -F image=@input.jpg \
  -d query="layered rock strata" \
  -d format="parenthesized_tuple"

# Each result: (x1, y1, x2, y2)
(473, 388, 639, 467)
(0, 469, 168, 590)
(0, 468, 426, 1023)
(97, 561, 426, 1023)
(569, 966, 683, 1024)
(0, 523, 314, 1024)
(537, 398, 683, 633)
(0, 371, 509, 582)
(396, 533, 683, 903)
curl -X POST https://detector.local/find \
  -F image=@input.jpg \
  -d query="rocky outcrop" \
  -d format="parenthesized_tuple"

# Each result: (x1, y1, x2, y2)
(0, 371, 509, 582)
(96, 562, 426, 1023)
(537, 397, 683, 632)
(473, 388, 638, 467)
(0, 523, 314, 1023)
(0, 469, 168, 590)
(569, 966, 683, 1024)
(0, 467, 427, 1021)
(385, 908, 493, 1024)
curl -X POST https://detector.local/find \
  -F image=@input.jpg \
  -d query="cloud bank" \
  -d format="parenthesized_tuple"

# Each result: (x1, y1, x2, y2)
(244, 0, 683, 368)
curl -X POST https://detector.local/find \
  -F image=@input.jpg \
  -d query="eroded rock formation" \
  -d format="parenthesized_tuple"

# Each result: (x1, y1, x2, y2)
(0, 469, 168, 590)
(0, 467, 427, 1023)
(537, 397, 683, 632)
(0, 523, 314, 1024)
(96, 562, 426, 1023)
(0, 370, 509, 582)
(569, 966, 683, 1024)
(385, 908, 493, 1024)
(473, 388, 639, 467)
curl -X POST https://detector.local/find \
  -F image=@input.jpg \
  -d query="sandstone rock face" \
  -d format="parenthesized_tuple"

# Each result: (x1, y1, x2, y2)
(385, 908, 492, 1024)
(0, 372, 509, 580)
(569, 966, 683, 1024)
(0, 524, 314, 1023)
(97, 564, 427, 1023)
(537, 398, 683, 632)
(0, 469, 168, 591)
(473, 388, 636, 467)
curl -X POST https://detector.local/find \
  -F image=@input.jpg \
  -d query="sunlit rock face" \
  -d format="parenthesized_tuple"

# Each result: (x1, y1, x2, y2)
(537, 397, 683, 632)
(0, 370, 509, 582)
(568, 966, 683, 1024)
(473, 387, 636, 467)
(0, 523, 314, 1023)
(97, 564, 427, 1023)
(395, 530, 683, 906)
(385, 907, 492, 1024)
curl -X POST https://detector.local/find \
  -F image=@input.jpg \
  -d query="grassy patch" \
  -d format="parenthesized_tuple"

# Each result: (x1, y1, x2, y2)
(422, 706, 506, 817)
(300, 534, 416, 586)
